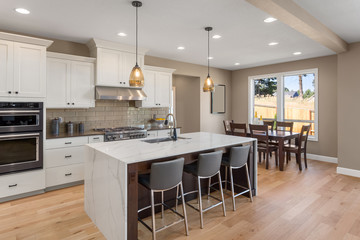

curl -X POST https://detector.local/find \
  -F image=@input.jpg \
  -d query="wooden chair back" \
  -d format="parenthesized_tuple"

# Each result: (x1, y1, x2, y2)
(298, 125, 311, 150)
(230, 123, 247, 137)
(276, 121, 294, 133)
(223, 120, 234, 135)
(249, 124, 269, 143)
(263, 121, 274, 131)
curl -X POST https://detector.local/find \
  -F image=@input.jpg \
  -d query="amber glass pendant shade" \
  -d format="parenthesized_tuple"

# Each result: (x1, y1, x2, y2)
(203, 75, 215, 92)
(129, 64, 144, 87)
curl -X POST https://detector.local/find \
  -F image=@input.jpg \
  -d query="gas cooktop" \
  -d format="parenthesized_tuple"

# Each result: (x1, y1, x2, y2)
(94, 126, 147, 142)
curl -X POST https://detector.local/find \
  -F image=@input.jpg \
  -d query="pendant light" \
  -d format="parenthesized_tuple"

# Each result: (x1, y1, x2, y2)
(203, 27, 215, 92)
(129, 1, 144, 87)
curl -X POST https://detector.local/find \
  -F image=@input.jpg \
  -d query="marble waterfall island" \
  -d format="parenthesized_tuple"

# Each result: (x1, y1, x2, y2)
(84, 132, 257, 240)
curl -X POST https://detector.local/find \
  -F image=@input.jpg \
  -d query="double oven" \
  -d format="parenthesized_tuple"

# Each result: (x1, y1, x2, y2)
(0, 102, 43, 174)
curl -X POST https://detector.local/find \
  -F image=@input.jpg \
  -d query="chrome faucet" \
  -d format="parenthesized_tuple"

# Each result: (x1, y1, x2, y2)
(164, 113, 177, 141)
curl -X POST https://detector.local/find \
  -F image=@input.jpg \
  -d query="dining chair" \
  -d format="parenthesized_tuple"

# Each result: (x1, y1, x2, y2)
(263, 120, 274, 131)
(223, 120, 234, 135)
(275, 121, 294, 148)
(249, 124, 278, 169)
(230, 122, 247, 137)
(284, 125, 311, 171)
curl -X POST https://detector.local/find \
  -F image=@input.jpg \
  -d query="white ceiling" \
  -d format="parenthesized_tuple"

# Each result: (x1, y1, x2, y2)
(0, 0, 358, 70)
(294, 0, 360, 43)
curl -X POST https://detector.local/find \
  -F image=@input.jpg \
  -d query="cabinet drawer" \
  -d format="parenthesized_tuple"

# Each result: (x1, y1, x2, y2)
(146, 131, 157, 138)
(45, 146, 84, 168)
(157, 129, 171, 137)
(46, 163, 84, 187)
(45, 137, 88, 149)
(0, 170, 45, 198)
(89, 135, 104, 143)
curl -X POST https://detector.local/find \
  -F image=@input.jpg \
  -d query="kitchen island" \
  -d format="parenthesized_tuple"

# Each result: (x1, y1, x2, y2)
(84, 132, 257, 240)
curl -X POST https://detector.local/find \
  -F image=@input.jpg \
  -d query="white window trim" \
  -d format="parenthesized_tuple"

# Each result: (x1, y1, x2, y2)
(248, 68, 318, 141)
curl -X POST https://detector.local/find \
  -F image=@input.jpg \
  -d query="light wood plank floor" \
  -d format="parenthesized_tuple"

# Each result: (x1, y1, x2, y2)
(1, 158, 360, 240)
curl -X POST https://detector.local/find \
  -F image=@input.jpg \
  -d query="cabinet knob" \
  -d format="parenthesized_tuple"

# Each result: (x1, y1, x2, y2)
(15, 91, 18, 94)
(67, 103, 70, 105)
(8, 91, 11, 94)
(72, 103, 75, 105)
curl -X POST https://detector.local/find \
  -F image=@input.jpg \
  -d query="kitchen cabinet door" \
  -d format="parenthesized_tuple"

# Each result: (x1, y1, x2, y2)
(70, 61, 94, 108)
(97, 48, 122, 86)
(0, 40, 14, 97)
(155, 72, 172, 107)
(13, 42, 46, 97)
(46, 58, 70, 108)
(142, 70, 156, 107)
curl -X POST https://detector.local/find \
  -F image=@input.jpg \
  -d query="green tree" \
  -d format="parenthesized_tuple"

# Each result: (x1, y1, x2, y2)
(254, 78, 277, 96)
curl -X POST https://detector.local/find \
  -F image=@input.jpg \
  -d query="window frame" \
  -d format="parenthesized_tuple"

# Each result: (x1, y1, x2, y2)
(248, 68, 318, 141)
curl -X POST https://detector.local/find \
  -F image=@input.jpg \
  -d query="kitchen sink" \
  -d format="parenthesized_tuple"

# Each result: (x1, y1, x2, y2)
(142, 136, 191, 144)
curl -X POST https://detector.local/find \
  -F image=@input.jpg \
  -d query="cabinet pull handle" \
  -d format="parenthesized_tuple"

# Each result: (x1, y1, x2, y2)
(93, 137, 100, 140)
(65, 173, 72, 176)
(8, 91, 12, 94)
(65, 155, 72, 158)
(9, 184, 17, 188)
(65, 142, 72, 144)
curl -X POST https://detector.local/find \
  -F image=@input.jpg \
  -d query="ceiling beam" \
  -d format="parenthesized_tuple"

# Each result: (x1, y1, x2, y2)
(246, 0, 348, 53)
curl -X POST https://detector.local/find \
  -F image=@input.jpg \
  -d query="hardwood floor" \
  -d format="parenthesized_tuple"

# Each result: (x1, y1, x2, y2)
(1, 158, 360, 240)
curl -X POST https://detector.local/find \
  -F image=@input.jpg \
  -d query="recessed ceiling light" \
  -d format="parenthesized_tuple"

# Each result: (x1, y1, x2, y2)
(268, 42, 279, 46)
(264, 17, 277, 23)
(293, 51, 302, 55)
(212, 35, 222, 39)
(234, 63, 240, 66)
(117, 32, 127, 37)
(208, 57, 213, 60)
(177, 46, 185, 50)
(14, 8, 30, 14)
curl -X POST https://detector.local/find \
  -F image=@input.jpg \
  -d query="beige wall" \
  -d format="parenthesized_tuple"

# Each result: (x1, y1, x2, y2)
(145, 56, 232, 134)
(337, 42, 360, 170)
(232, 55, 338, 157)
(173, 75, 201, 133)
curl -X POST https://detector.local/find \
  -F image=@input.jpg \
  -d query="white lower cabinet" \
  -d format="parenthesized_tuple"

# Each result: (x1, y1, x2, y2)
(45, 135, 104, 188)
(0, 170, 45, 198)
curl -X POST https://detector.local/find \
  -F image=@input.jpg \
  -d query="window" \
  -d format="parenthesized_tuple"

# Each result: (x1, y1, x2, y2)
(248, 69, 318, 141)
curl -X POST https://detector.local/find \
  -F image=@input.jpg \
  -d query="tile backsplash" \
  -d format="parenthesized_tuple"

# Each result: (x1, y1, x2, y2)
(46, 100, 169, 133)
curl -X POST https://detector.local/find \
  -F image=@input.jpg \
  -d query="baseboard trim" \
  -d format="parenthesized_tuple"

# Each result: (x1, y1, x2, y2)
(306, 153, 338, 164)
(337, 167, 360, 178)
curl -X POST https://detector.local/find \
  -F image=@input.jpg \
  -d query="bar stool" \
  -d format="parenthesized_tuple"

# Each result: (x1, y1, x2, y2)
(138, 158, 189, 240)
(178, 151, 226, 229)
(221, 145, 253, 211)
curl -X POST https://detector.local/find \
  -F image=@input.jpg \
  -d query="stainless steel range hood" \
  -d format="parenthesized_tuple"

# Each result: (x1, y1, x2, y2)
(95, 86, 147, 101)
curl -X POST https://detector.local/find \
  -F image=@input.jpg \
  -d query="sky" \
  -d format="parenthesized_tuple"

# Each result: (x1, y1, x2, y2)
(284, 74, 315, 92)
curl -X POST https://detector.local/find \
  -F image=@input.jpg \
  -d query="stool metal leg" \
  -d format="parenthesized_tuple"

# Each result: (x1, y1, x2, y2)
(218, 172, 226, 217)
(245, 163, 253, 202)
(161, 191, 164, 218)
(207, 177, 211, 200)
(150, 190, 156, 240)
(229, 166, 236, 211)
(180, 182, 189, 236)
(175, 185, 179, 212)
(197, 177, 204, 229)
(224, 166, 228, 191)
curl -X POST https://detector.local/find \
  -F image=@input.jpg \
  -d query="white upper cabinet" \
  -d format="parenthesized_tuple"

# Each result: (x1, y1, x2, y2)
(46, 52, 95, 108)
(0, 32, 53, 98)
(137, 65, 175, 108)
(87, 38, 146, 87)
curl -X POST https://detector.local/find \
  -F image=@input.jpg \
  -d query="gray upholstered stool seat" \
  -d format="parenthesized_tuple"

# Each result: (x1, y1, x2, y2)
(219, 145, 253, 211)
(138, 158, 189, 240)
(178, 151, 226, 229)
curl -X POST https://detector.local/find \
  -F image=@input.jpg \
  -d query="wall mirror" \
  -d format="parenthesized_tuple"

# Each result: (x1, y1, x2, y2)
(211, 84, 226, 114)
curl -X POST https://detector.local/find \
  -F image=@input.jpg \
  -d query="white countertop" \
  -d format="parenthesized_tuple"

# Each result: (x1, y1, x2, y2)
(86, 132, 256, 164)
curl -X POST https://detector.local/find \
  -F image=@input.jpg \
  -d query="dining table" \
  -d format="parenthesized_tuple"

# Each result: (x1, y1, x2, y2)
(246, 130, 299, 171)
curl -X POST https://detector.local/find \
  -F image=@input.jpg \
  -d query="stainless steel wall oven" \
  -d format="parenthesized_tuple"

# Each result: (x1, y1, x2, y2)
(0, 102, 43, 174)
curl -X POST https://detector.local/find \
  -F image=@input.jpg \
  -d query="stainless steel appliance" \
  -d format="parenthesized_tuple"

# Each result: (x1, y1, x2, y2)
(94, 127, 147, 142)
(0, 102, 43, 174)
